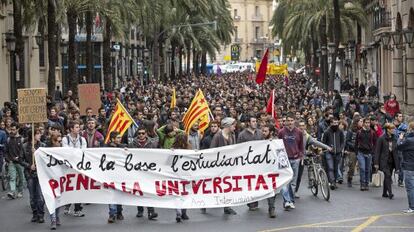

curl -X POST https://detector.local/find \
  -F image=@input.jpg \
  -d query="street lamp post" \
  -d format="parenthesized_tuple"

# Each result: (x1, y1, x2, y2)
(143, 48, 149, 85)
(4, 31, 16, 101)
(60, 41, 68, 93)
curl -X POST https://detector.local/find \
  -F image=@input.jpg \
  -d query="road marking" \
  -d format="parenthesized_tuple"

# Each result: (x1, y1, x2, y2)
(258, 212, 406, 232)
(351, 216, 380, 232)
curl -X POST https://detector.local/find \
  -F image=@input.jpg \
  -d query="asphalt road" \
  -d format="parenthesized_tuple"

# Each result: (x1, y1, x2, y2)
(1, 176, 413, 232)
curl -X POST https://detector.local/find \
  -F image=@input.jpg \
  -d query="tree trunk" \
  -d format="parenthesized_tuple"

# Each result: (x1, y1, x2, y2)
(67, 8, 78, 97)
(85, 10, 93, 83)
(153, 28, 160, 80)
(192, 49, 197, 75)
(178, 46, 183, 77)
(170, 43, 176, 80)
(330, 0, 341, 90)
(320, 15, 329, 91)
(47, 0, 57, 98)
(186, 46, 191, 75)
(13, 0, 25, 94)
(201, 51, 207, 75)
(103, 18, 112, 92)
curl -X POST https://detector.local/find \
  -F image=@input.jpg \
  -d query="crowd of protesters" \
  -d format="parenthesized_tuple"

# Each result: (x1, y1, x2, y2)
(0, 71, 413, 230)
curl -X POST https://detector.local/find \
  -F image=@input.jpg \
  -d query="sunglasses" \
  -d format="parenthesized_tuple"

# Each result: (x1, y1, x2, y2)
(137, 132, 146, 135)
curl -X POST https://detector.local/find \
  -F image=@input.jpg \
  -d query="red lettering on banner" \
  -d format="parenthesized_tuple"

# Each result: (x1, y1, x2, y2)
(155, 181, 166, 196)
(167, 181, 180, 195)
(222, 176, 232, 193)
(180, 180, 190, 196)
(243, 175, 255, 191)
(66, 174, 75, 192)
(255, 175, 269, 190)
(76, 174, 89, 190)
(202, 178, 212, 194)
(132, 182, 143, 195)
(90, 178, 101, 190)
(232, 176, 242, 192)
(103, 182, 115, 189)
(268, 173, 279, 189)
(191, 180, 203, 194)
(59, 176, 66, 193)
(212, 177, 223, 193)
(49, 179, 59, 198)
(122, 182, 131, 193)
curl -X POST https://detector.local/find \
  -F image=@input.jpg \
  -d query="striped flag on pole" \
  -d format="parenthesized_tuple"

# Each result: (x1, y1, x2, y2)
(170, 87, 176, 109)
(104, 99, 137, 143)
(182, 89, 211, 134)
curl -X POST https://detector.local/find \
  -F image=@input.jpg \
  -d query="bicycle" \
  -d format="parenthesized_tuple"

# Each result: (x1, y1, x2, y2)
(304, 152, 330, 201)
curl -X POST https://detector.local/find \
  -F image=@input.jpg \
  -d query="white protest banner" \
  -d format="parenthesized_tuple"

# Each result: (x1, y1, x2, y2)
(35, 140, 293, 212)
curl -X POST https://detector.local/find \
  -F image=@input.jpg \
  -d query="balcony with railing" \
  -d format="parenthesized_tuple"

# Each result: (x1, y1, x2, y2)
(373, 11, 391, 30)
(251, 14, 263, 22)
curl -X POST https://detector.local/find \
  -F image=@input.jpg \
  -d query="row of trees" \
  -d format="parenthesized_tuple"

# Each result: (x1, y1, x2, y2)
(270, 0, 367, 90)
(8, 0, 233, 98)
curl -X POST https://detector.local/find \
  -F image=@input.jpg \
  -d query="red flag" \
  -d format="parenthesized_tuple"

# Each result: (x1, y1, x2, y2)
(255, 48, 269, 84)
(266, 89, 280, 129)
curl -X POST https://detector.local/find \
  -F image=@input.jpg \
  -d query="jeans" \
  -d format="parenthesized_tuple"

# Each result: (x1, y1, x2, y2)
(337, 153, 344, 181)
(8, 162, 24, 194)
(324, 152, 341, 184)
(137, 206, 155, 214)
(267, 194, 277, 209)
(27, 177, 45, 217)
(109, 204, 123, 216)
(176, 209, 187, 216)
(50, 208, 60, 222)
(403, 170, 414, 210)
(281, 159, 300, 203)
(357, 152, 372, 186)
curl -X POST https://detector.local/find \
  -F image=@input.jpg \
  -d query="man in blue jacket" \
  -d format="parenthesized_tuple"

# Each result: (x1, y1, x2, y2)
(397, 121, 414, 214)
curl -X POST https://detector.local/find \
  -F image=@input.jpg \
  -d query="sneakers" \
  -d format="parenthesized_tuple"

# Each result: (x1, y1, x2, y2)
(136, 211, 143, 218)
(116, 213, 124, 220)
(268, 208, 276, 218)
(38, 217, 45, 223)
(329, 183, 337, 190)
(224, 207, 237, 215)
(73, 211, 85, 217)
(107, 215, 116, 223)
(398, 181, 404, 187)
(284, 202, 295, 210)
(50, 220, 57, 230)
(403, 208, 414, 214)
(31, 215, 38, 222)
(148, 212, 158, 220)
(7, 192, 15, 199)
(16, 192, 23, 198)
(181, 213, 189, 220)
(176, 215, 181, 223)
(63, 208, 71, 216)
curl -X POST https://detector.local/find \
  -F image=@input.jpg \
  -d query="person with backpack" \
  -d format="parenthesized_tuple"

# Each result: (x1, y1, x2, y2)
(5, 122, 25, 199)
(62, 120, 87, 217)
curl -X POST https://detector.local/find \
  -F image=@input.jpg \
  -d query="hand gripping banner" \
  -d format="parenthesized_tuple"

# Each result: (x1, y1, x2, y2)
(35, 140, 293, 212)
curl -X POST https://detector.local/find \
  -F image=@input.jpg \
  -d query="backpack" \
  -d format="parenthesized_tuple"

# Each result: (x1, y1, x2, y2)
(66, 135, 83, 147)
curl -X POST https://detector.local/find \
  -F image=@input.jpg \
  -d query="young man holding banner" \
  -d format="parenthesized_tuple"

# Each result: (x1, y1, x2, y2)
(62, 120, 87, 217)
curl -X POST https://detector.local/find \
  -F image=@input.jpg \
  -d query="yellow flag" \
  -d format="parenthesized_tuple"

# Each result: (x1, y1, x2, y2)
(170, 88, 176, 109)
(104, 99, 136, 143)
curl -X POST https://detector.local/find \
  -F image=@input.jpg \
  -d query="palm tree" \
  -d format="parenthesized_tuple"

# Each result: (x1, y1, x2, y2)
(270, 0, 367, 90)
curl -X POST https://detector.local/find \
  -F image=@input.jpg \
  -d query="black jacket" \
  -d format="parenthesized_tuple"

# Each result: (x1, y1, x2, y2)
(5, 135, 24, 163)
(375, 134, 399, 172)
(322, 127, 345, 154)
(22, 141, 46, 179)
(397, 132, 414, 171)
(356, 128, 377, 154)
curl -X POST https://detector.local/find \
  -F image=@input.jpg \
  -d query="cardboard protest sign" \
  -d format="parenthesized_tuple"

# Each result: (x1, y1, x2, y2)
(17, 88, 47, 123)
(78, 84, 101, 115)
(35, 140, 293, 212)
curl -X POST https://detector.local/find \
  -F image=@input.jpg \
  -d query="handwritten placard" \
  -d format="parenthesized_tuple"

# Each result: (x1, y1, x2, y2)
(18, 88, 47, 123)
(78, 84, 101, 115)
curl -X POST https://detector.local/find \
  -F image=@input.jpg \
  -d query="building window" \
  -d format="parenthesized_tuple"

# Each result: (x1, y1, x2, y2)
(94, 43, 101, 65)
(131, 29, 135, 40)
(255, 26, 260, 39)
(39, 40, 45, 67)
(255, 6, 259, 16)
(234, 9, 238, 17)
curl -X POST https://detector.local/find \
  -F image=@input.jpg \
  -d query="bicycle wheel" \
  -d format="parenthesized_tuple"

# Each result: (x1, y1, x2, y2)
(310, 179, 318, 196)
(318, 169, 330, 201)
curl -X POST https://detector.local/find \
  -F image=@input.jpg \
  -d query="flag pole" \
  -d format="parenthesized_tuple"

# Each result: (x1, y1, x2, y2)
(116, 98, 138, 127)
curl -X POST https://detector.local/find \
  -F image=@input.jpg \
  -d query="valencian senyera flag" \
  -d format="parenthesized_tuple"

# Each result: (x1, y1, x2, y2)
(104, 99, 137, 143)
(182, 89, 212, 134)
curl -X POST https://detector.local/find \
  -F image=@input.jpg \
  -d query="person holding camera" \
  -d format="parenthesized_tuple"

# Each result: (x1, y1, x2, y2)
(397, 122, 414, 214)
